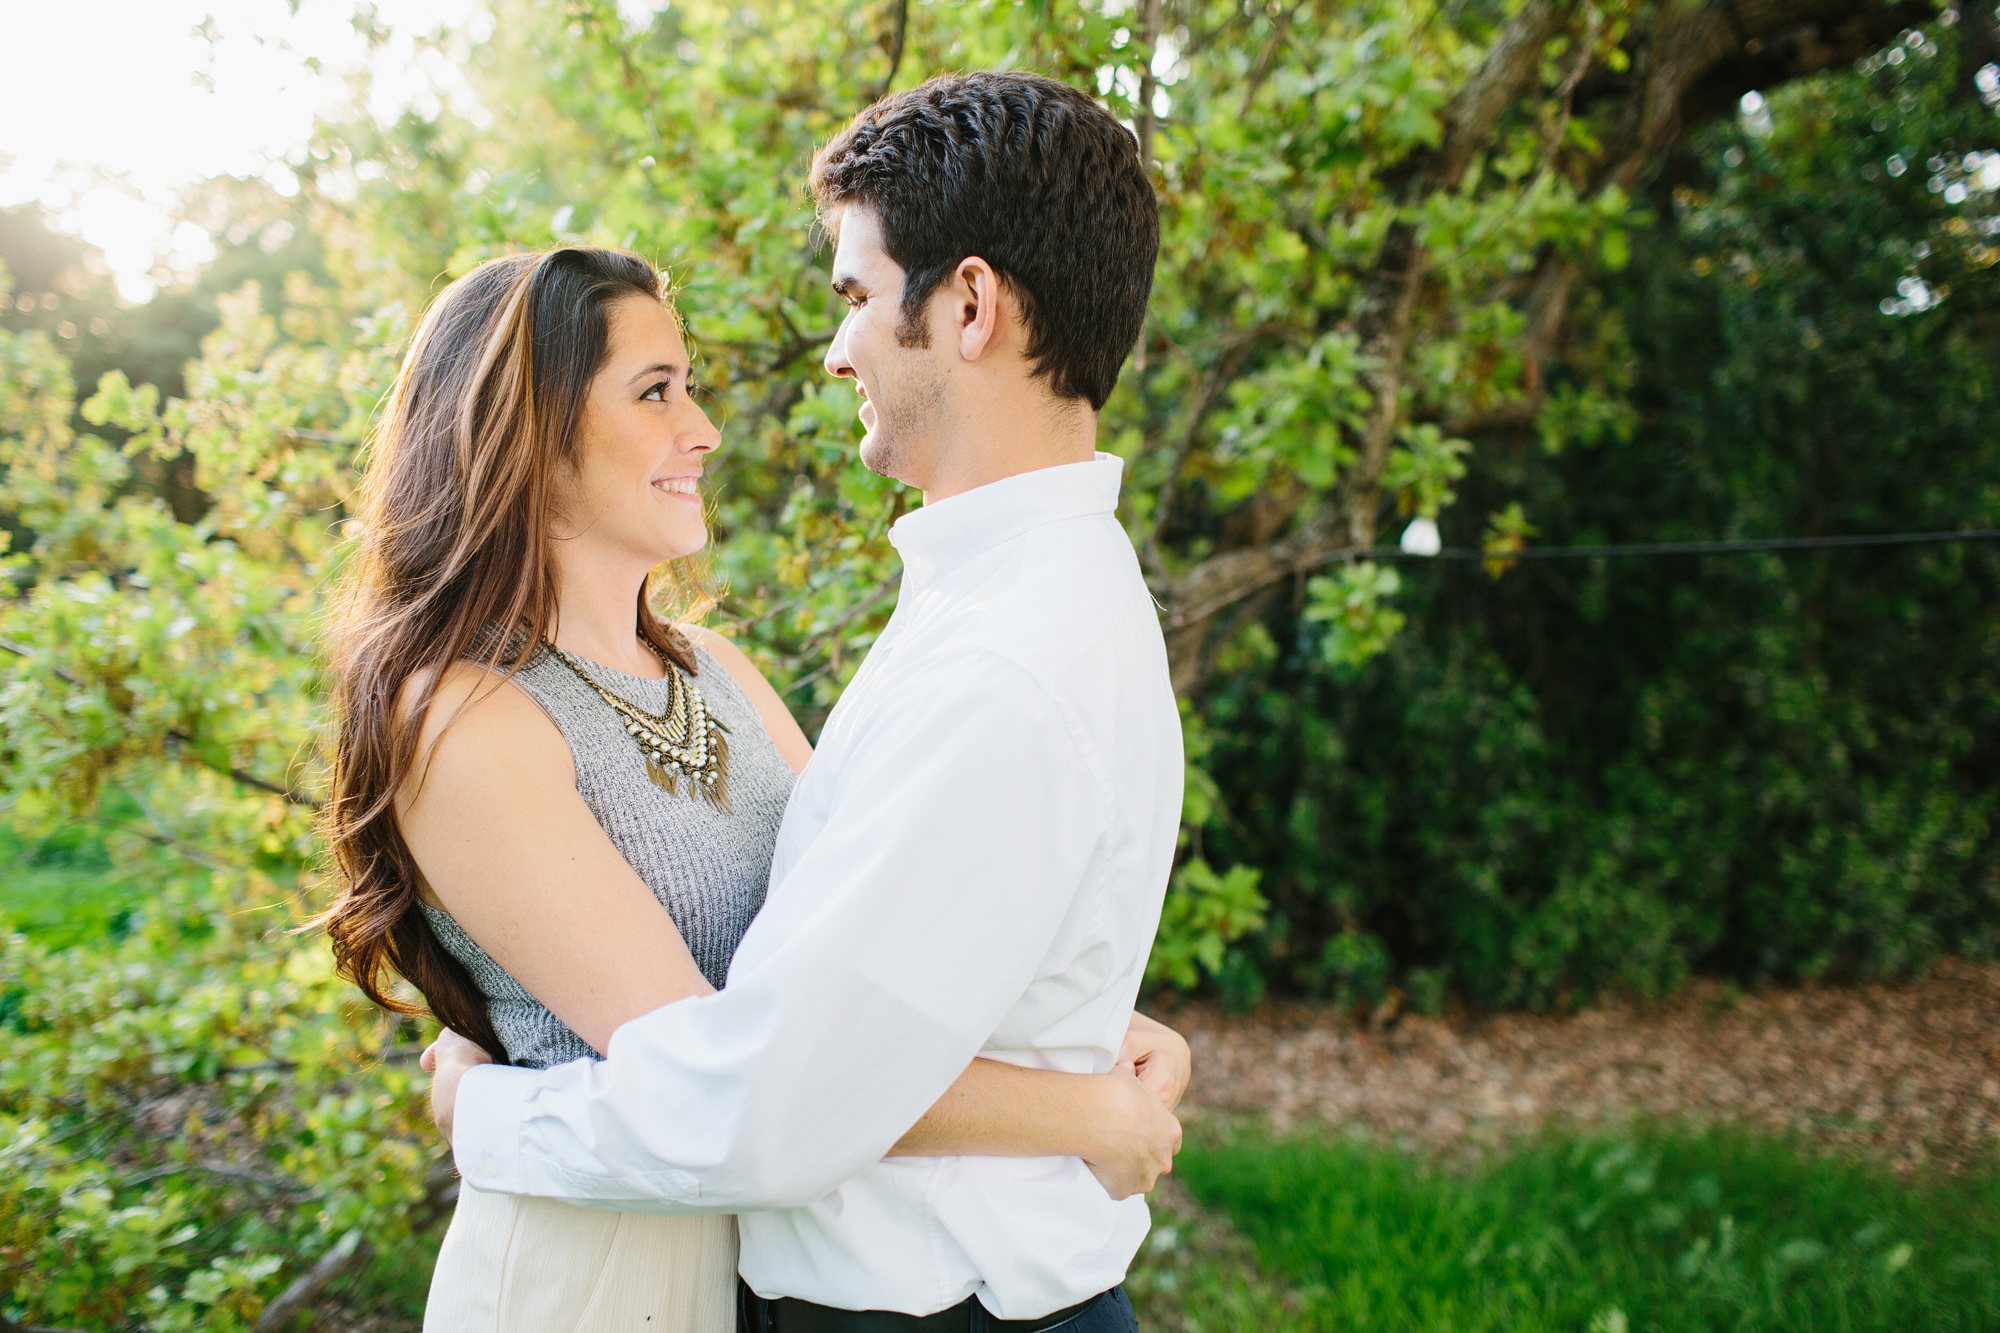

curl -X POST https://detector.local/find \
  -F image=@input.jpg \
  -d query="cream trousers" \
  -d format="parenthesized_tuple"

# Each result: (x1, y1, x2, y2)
(423, 1183, 738, 1333)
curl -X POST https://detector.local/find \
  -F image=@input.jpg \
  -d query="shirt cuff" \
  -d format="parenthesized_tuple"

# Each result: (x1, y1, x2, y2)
(450, 1061, 537, 1194)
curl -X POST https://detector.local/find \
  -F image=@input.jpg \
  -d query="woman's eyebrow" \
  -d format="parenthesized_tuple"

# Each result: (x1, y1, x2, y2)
(625, 361, 684, 385)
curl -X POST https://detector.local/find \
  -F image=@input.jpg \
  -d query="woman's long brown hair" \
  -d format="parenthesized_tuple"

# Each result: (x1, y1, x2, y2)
(315, 247, 708, 1061)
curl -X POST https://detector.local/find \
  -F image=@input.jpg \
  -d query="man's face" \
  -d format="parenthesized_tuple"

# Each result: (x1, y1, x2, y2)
(822, 205, 950, 487)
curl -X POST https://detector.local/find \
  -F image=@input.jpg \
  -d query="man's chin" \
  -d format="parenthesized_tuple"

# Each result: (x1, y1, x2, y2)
(858, 431, 913, 486)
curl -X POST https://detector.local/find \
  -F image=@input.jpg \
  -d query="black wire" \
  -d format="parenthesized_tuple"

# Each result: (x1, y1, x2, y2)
(1373, 529, 2000, 561)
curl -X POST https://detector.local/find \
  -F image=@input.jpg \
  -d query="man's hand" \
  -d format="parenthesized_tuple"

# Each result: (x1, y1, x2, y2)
(420, 1027, 497, 1145)
(1119, 1010, 1192, 1111)
(1080, 1067, 1183, 1200)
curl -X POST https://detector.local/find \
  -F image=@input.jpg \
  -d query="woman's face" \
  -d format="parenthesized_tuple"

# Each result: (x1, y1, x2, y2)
(556, 295, 720, 566)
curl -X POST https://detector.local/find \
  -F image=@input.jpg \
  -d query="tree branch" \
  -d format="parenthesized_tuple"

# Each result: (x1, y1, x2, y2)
(1432, 0, 1574, 187)
(1137, 0, 1164, 165)
(1321, 0, 1574, 556)
(778, 574, 904, 698)
(1239, 3, 1306, 116)
(126, 1160, 318, 1199)
(1156, 3, 1577, 686)
(1150, 321, 1299, 549)
(1153, 0, 1936, 693)
(0, 637, 321, 810)
(1598, 0, 1941, 191)
(875, 0, 909, 103)
(254, 1229, 372, 1333)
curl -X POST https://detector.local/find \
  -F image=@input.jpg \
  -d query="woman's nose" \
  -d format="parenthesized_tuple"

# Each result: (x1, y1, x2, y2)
(683, 401, 722, 455)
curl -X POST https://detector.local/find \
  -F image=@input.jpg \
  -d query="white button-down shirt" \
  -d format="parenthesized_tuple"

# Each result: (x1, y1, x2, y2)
(451, 453, 1184, 1318)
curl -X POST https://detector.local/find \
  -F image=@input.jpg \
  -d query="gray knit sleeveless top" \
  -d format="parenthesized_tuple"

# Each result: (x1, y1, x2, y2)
(420, 643, 795, 1069)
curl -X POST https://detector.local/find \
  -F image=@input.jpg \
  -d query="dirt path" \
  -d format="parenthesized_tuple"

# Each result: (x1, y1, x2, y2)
(1169, 959, 2000, 1172)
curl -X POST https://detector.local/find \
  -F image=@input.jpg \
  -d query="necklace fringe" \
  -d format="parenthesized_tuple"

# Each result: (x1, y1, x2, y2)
(547, 642, 733, 814)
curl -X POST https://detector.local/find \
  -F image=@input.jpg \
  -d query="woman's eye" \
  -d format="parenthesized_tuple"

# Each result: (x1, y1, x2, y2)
(640, 381, 669, 402)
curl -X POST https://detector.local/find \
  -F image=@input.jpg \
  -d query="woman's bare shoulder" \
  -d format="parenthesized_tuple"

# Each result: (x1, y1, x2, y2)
(390, 659, 579, 914)
(395, 658, 570, 789)
(679, 623, 757, 679)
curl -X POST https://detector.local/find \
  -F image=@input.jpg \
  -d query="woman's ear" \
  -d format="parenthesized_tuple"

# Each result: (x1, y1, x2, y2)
(545, 446, 587, 541)
(955, 256, 1005, 363)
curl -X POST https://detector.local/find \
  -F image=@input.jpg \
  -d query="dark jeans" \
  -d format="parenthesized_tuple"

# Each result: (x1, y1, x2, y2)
(740, 1284, 1139, 1332)
(1047, 1286, 1137, 1333)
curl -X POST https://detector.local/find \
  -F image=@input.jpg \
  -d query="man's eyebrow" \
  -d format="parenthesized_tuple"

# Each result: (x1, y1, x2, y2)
(625, 361, 684, 385)
(830, 275, 865, 297)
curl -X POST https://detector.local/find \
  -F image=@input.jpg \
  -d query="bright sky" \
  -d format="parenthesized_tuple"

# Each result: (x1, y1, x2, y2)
(1, 0, 494, 300)
(9, 4, 1993, 305)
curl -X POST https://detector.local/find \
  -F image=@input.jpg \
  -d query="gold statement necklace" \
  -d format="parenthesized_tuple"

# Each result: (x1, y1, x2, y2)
(546, 640, 732, 814)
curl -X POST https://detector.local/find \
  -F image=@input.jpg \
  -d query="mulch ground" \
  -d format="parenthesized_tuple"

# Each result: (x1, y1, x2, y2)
(1168, 959, 2000, 1173)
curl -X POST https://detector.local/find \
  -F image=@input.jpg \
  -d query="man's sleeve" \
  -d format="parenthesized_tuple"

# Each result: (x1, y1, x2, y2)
(449, 651, 1108, 1212)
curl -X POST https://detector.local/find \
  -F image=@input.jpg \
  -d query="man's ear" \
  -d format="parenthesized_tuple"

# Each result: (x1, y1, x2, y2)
(954, 256, 1006, 363)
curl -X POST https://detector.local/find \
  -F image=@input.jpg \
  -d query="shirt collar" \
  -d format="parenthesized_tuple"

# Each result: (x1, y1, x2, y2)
(889, 453, 1125, 591)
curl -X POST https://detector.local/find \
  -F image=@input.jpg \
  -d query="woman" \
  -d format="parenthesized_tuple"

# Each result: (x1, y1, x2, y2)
(316, 247, 1187, 1330)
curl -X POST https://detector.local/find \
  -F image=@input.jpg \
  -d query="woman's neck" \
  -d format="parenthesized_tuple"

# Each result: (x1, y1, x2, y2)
(549, 547, 663, 679)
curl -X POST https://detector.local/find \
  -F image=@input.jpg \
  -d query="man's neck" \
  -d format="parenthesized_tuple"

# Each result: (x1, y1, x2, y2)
(918, 404, 1099, 506)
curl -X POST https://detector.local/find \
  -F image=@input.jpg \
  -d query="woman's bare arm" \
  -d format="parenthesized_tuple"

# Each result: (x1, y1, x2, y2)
(397, 664, 715, 1055)
(893, 1011, 1189, 1155)
(885, 1014, 1192, 1198)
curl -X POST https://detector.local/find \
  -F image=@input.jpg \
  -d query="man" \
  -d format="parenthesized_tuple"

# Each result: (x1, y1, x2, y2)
(431, 71, 1182, 1331)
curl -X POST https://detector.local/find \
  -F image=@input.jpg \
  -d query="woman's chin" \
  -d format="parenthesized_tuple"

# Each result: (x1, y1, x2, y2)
(651, 527, 710, 565)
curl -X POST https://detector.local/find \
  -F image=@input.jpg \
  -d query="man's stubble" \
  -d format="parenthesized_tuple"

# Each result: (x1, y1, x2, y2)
(858, 350, 950, 489)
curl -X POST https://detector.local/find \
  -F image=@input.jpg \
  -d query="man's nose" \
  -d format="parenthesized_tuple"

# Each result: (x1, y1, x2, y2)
(823, 314, 855, 379)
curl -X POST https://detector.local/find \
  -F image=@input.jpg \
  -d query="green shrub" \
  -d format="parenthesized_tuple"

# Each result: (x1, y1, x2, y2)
(0, 827, 444, 1328)
(1194, 42, 2000, 1008)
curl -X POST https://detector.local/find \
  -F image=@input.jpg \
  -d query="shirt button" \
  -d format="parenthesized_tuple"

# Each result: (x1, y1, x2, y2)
(482, 1157, 498, 1178)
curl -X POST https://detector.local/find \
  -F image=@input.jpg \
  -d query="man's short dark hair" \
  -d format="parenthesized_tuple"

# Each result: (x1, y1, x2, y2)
(809, 71, 1159, 413)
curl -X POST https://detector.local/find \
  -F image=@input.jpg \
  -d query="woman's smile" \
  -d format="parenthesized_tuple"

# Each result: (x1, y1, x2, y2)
(652, 475, 701, 497)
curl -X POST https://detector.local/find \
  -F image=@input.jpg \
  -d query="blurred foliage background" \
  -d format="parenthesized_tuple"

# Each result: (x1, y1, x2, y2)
(1202, 38, 2000, 1012)
(2, 0, 1996, 1325)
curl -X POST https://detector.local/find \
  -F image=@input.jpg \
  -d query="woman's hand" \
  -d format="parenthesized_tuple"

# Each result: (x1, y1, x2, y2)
(420, 1028, 497, 1145)
(1119, 1010, 1192, 1111)
(1080, 1068, 1183, 1200)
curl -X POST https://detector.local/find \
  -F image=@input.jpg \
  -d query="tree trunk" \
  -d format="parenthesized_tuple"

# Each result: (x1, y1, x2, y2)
(1155, 0, 1941, 691)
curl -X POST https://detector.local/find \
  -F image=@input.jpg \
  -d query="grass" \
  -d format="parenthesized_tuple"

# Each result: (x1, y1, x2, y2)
(0, 788, 209, 944)
(1128, 1121, 2000, 1332)
(0, 797, 148, 948)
